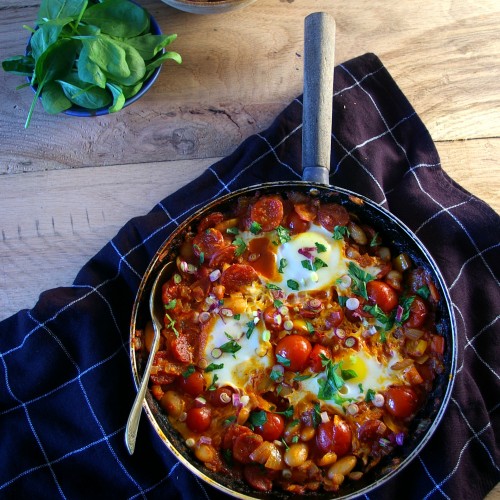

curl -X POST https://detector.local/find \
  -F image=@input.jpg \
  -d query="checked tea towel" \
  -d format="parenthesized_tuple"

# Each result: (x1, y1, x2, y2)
(0, 53, 499, 499)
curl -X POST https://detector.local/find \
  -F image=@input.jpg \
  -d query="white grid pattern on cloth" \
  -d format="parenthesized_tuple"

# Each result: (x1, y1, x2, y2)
(0, 53, 498, 499)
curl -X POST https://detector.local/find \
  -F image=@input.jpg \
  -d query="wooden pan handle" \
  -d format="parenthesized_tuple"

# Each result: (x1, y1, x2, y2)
(302, 12, 336, 185)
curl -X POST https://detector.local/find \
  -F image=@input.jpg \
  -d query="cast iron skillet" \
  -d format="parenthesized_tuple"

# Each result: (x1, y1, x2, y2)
(129, 12, 457, 499)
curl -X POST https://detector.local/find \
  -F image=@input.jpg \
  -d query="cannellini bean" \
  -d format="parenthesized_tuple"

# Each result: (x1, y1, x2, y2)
(348, 222, 368, 245)
(284, 443, 308, 467)
(329, 472, 345, 486)
(317, 452, 337, 467)
(195, 444, 215, 463)
(327, 455, 357, 477)
(300, 426, 315, 442)
(160, 390, 185, 418)
(348, 471, 364, 481)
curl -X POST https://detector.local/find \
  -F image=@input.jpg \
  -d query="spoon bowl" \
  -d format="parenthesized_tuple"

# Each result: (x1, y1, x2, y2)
(125, 261, 174, 454)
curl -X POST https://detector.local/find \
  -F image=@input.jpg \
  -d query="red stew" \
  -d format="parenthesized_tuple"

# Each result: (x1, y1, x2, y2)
(137, 191, 446, 494)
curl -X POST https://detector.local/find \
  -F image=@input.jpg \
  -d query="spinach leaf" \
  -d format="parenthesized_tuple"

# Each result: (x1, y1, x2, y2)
(106, 82, 125, 112)
(1, 56, 35, 76)
(26, 38, 78, 127)
(41, 81, 72, 113)
(145, 51, 182, 72)
(82, 0, 149, 38)
(31, 18, 74, 61)
(38, 0, 88, 22)
(58, 73, 112, 109)
(125, 33, 177, 61)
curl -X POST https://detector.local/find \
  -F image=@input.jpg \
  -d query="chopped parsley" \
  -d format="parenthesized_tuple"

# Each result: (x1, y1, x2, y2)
(275, 226, 291, 244)
(274, 405, 294, 419)
(332, 225, 350, 240)
(364, 304, 394, 330)
(312, 402, 322, 428)
(219, 338, 241, 355)
(266, 283, 282, 291)
(205, 362, 224, 373)
(301, 257, 328, 272)
(207, 373, 219, 391)
(417, 285, 431, 300)
(250, 221, 262, 234)
(315, 242, 327, 253)
(226, 226, 239, 235)
(248, 410, 267, 428)
(245, 320, 256, 339)
(274, 299, 284, 308)
(347, 261, 375, 299)
(317, 356, 356, 403)
(287, 279, 300, 291)
(182, 365, 195, 378)
(164, 299, 176, 310)
(306, 321, 315, 334)
(365, 388, 376, 402)
(276, 353, 291, 367)
(278, 258, 288, 273)
(370, 232, 380, 247)
(164, 313, 179, 337)
(233, 237, 247, 257)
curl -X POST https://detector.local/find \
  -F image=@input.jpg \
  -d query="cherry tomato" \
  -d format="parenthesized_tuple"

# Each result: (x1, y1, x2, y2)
(232, 433, 264, 464)
(316, 416, 352, 457)
(186, 406, 212, 433)
(220, 264, 259, 294)
(254, 412, 285, 441)
(285, 211, 310, 235)
(308, 344, 331, 373)
(366, 280, 399, 313)
(178, 371, 205, 397)
(275, 335, 312, 372)
(317, 203, 349, 232)
(404, 296, 428, 328)
(384, 386, 419, 419)
(250, 196, 284, 231)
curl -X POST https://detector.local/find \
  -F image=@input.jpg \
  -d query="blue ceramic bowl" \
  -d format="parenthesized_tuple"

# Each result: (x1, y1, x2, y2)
(28, 3, 164, 117)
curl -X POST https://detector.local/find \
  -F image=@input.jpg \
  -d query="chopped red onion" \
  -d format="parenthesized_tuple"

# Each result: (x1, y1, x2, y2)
(232, 393, 241, 407)
(395, 305, 404, 322)
(395, 432, 405, 446)
(209, 269, 221, 282)
(298, 247, 316, 259)
(198, 436, 212, 445)
(193, 396, 206, 407)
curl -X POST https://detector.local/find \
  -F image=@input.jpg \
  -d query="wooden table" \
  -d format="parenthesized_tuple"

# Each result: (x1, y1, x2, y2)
(0, 1, 499, 495)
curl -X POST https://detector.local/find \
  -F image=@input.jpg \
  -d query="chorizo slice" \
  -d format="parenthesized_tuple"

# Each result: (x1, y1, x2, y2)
(317, 203, 349, 232)
(220, 264, 259, 294)
(250, 195, 284, 231)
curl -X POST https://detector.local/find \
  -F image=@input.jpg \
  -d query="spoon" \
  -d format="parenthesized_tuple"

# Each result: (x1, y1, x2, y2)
(125, 261, 174, 455)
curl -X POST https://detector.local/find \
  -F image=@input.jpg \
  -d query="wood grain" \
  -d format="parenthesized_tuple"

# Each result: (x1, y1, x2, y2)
(1, 0, 499, 171)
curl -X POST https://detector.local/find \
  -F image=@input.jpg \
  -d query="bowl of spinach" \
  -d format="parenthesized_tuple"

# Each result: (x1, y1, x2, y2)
(2, 0, 182, 127)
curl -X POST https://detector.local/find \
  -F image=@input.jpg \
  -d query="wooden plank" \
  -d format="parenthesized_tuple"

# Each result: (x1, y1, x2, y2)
(1, 0, 499, 172)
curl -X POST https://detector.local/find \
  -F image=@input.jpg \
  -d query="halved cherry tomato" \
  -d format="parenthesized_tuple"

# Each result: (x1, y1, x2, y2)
(316, 415, 352, 457)
(209, 386, 233, 407)
(317, 203, 349, 232)
(178, 370, 205, 397)
(250, 196, 284, 231)
(308, 344, 331, 373)
(186, 406, 212, 433)
(404, 296, 428, 328)
(366, 280, 398, 313)
(384, 386, 419, 419)
(254, 412, 285, 441)
(275, 335, 312, 372)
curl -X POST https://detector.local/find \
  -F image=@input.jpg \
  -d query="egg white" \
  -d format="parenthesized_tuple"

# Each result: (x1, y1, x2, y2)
(203, 313, 274, 391)
(272, 223, 347, 293)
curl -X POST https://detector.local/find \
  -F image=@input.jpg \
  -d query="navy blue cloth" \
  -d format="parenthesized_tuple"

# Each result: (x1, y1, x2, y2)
(1, 53, 499, 499)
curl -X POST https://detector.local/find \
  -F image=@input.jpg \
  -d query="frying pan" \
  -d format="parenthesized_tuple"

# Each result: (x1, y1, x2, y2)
(129, 12, 457, 499)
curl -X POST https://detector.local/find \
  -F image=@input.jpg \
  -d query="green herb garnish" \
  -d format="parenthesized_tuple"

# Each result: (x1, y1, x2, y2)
(347, 261, 375, 299)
